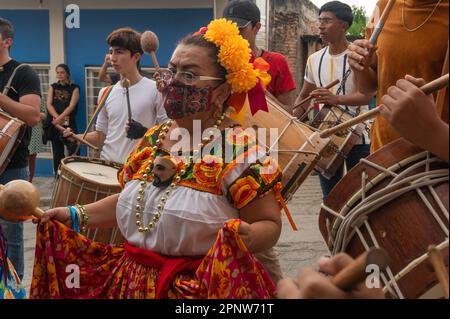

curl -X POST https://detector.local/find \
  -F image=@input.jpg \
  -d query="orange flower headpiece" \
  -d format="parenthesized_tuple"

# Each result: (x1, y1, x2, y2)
(194, 19, 271, 117)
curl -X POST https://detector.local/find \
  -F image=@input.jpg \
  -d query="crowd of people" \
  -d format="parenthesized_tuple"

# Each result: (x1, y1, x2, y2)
(0, 0, 448, 300)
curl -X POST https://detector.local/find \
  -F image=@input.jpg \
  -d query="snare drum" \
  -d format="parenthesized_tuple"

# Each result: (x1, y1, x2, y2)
(51, 156, 125, 245)
(311, 105, 367, 179)
(0, 111, 26, 175)
(319, 139, 449, 298)
(244, 93, 330, 202)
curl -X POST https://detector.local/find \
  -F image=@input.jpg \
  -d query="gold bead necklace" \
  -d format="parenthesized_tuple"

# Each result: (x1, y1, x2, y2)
(134, 113, 226, 234)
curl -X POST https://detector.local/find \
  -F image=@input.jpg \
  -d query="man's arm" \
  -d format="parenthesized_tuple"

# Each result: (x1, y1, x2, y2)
(45, 86, 59, 118)
(311, 89, 373, 108)
(347, 40, 378, 97)
(98, 54, 111, 83)
(0, 93, 40, 127)
(62, 129, 106, 150)
(275, 90, 295, 112)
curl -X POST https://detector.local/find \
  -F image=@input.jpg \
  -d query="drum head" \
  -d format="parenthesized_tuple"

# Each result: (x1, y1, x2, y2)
(62, 157, 121, 186)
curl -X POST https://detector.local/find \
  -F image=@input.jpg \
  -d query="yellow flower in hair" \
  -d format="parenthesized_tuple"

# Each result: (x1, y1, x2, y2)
(227, 64, 259, 93)
(204, 18, 240, 46)
(218, 36, 252, 72)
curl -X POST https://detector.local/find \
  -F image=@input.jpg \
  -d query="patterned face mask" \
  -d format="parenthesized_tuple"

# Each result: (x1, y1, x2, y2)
(162, 80, 213, 119)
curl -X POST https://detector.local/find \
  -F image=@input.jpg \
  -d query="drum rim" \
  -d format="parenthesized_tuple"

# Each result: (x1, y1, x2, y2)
(59, 156, 123, 187)
(320, 138, 448, 244)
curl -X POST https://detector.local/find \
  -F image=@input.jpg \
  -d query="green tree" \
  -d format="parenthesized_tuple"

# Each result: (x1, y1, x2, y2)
(347, 5, 367, 38)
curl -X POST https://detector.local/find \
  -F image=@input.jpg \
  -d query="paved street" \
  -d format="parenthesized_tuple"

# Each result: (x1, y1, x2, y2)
(21, 175, 329, 294)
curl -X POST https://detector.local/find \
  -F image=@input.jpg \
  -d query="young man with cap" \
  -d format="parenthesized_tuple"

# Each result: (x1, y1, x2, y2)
(293, 1, 373, 199)
(223, 0, 296, 111)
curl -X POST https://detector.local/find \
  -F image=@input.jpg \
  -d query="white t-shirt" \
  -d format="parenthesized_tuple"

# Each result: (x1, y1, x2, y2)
(304, 46, 370, 144)
(96, 77, 167, 163)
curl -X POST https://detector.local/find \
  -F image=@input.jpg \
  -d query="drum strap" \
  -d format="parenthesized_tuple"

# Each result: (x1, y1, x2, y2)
(0, 64, 28, 112)
(318, 47, 328, 88)
(318, 47, 351, 110)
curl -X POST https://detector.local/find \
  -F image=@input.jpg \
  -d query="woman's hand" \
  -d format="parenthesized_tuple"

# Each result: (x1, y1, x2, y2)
(238, 220, 254, 250)
(33, 206, 73, 228)
(52, 115, 63, 126)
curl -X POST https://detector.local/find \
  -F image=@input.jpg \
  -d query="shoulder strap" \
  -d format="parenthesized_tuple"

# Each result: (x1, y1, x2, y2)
(81, 85, 114, 139)
(1, 63, 29, 95)
(318, 47, 328, 87)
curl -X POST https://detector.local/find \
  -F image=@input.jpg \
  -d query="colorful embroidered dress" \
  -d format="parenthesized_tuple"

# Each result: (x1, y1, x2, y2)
(30, 124, 284, 299)
(0, 227, 26, 299)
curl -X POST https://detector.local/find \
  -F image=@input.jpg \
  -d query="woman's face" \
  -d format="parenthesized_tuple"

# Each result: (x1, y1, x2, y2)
(56, 67, 69, 82)
(169, 44, 221, 88)
(163, 44, 229, 120)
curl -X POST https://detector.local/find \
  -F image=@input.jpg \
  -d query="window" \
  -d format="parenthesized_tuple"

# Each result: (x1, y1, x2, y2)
(84, 66, 158, 157)
(30, 64, 52, 158)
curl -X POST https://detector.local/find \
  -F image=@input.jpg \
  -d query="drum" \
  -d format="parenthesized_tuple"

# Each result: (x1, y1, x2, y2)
(311, 105, 367, 179)
(244, 93, 330, 202)
(51, 156, 125, 245)
(0, 111, 26, 175)
(319, 139, 449, 299)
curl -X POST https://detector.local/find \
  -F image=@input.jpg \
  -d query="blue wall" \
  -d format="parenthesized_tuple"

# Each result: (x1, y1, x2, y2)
(0, 10, 50, 63)
(65, 8, 213, 156)
(0, 8, 212, 176)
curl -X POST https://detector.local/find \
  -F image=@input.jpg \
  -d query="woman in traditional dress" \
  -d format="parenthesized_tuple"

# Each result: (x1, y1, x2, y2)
(30, 19, 288, 299)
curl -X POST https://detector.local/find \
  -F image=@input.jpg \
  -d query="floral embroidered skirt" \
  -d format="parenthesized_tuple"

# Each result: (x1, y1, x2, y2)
(30, 219, 276, 299)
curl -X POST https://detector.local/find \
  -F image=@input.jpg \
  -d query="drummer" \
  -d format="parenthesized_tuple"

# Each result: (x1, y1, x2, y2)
(64, 27, 167, 164)
(347, 0, 448, 154)
(293, 1, 373, 199)
(31, 19, 284, 299)
(0, 18, 41, 281)
(223, 0, 296, 111)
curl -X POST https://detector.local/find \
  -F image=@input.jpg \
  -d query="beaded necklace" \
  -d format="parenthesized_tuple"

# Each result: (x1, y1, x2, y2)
(134, 113, 226, 233)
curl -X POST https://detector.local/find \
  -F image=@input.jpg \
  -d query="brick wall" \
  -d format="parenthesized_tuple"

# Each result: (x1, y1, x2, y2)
(269, 0, 320, 90)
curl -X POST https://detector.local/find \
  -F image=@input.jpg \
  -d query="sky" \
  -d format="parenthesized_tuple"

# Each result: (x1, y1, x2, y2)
(309, 0, 377, 16)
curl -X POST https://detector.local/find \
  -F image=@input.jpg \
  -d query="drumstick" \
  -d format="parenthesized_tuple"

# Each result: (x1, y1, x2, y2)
(293, 79, 340, 112)
(369, 0, 396, 45)
(331, 247, 390, 291)
(320, 73, 450, 138)
(54, 124, 99, 151)
(428, 245, 449, 299)
(121, 78, 133, 122)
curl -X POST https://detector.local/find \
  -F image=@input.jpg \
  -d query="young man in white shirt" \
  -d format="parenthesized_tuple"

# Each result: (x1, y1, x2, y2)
(66, 27, 167, 164)
(293, 1, 373, 198)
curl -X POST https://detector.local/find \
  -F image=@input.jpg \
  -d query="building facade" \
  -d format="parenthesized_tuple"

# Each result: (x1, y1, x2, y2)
(1, 0, 321, 176)
(0, 0, 233, 176)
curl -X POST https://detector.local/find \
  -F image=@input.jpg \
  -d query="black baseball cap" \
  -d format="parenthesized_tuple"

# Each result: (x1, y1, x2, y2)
(223, 0, 260, 28)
